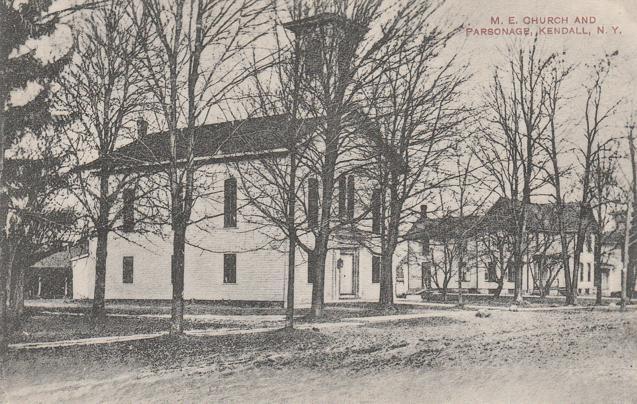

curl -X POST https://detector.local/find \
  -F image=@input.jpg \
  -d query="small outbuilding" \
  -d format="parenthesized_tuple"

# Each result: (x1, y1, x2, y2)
(25, 251, 72, 299)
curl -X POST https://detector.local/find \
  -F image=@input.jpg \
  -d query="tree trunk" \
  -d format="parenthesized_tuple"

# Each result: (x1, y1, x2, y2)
(627, 125, 637, 302)
(513, 227, 525, 304)
(379, 253, 394, 307)
(92, 227, 109, 320)
(285, 152, 297, 329)
(493, 278, 503, 298)
(311, 243, 327, 318)
(285, 240, 295, 329)
(621, 200, 632, 309)
(569, 232, 584, 306)
(457, 268, 463, 306)
(0, 253, 7, 354)
(559, 236, 572, 305)
(92, 171, 110, 320)
(171, 225, 186, 335)
(8, 261, 24, 331)
(594, 228, 603, 305)
(0, 83, 9, 355)
(627, 260, 635, 302)
(442, 278, 450, 301)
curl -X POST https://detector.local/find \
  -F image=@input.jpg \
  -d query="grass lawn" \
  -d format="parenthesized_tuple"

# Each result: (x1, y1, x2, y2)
(4, 308, 637, 403)
(10, 312, 279, 344)
(12, 303, 443, 344)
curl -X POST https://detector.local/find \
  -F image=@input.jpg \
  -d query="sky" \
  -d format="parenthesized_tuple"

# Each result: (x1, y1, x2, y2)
(17, 0, 637, 106)
(445, 0, 637, 114)
(10, 0, 637, 188)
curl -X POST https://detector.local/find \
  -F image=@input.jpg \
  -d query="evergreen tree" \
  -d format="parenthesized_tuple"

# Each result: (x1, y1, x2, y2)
(0, 0, 77, 354)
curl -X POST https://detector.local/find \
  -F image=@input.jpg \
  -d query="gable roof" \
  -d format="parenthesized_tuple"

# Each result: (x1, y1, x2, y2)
(484, 197, 596, 234)
(405, 215, 484, 241)
(29, 250, 70, 270)
(406, 197, 598, 241)
(83, 114, 308, 170)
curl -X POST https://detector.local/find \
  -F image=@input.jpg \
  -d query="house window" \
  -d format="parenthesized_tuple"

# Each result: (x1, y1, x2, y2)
(338, 176, 347, 222)
(423, 262, 432, 289)
(587, 263, 591, 282)
(308, 178, 319, 228)
(486, 261, 497, 282)
(372, 255, 380, 283)
(123, 256, 134, 284)
(224, 178, 237, 228)
(507, 264, 514, 282)
(421, 238, 430, 257)
(223, 254, 236, 284)
(459, 261, 468, 282)
(579, 262, 584, 282)
(307, 252, 316, 284)
(371, 188, 381, 235)
(347, 176, 355, 220)
(122, 188, 135, 232)
(586, 235, 592, 252)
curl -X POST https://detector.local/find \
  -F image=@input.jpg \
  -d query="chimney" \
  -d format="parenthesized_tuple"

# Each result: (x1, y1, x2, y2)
(420, 204, 428, 220)
(137, 117, 148, 138)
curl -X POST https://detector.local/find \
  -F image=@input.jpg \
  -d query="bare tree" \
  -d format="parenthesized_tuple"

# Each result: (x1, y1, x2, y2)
(590, 141, 622, 304)
(477, 230, 515, 298)
(567, 54, 620, 305)
(361, 2, 469, 307)
(476, 38, 556, 303)
(237, 0, 436, 318)
(527, 232, 563, 297)
(56, 0, 148, 320)
(134, 0, 267, 333)
(232, 7, 315, 328)
(429, 234, 459, 301)
(540, 55, 576, 305)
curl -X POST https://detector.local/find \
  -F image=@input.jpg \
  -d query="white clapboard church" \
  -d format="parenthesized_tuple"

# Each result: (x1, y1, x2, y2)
(71, 113, 408, 306)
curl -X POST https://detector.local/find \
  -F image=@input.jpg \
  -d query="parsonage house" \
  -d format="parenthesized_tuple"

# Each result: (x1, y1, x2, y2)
(403, 197, 625, 297)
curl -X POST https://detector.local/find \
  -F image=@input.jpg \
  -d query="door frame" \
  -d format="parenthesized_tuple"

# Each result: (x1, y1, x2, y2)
(338, 249, 359, 298)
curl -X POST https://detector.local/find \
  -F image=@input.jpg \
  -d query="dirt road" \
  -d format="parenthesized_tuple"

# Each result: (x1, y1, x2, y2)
(5, 309, 637, 403)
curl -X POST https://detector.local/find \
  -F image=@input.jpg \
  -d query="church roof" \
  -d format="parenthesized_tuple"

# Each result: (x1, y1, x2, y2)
(82, 114, 316, 170)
